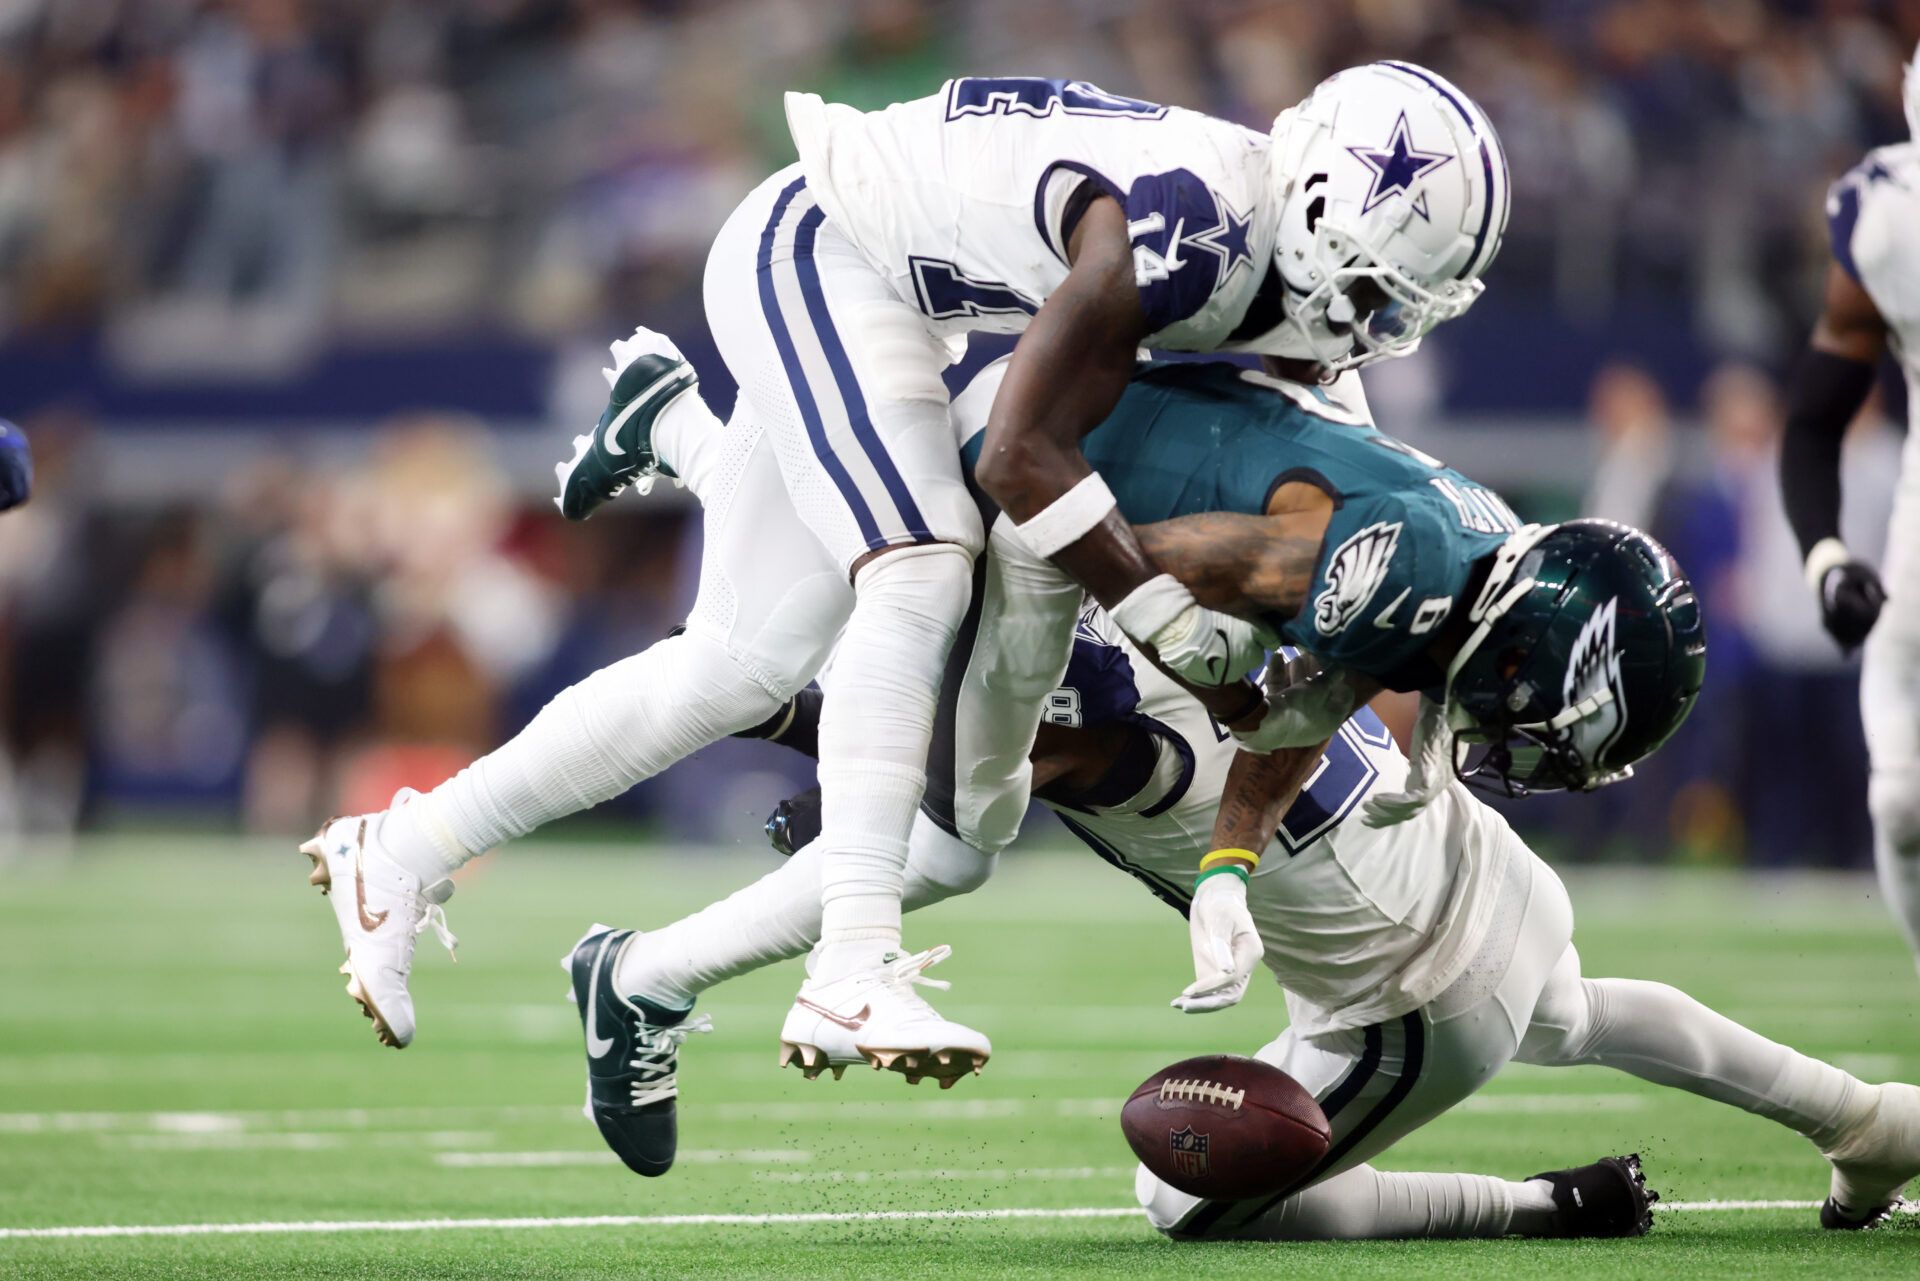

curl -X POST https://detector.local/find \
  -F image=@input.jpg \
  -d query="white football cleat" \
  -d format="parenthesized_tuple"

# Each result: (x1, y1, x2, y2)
(298, 796, 457, 1049)
(1822, 1081, 1920, 1228)
(777, 945, 990, 1089)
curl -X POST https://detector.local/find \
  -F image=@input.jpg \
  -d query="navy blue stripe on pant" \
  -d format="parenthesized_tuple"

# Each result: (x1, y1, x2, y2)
(754, 176, 933, 551)
(755, 178, 880, 548)
(1178, 1011, 1426, 1238)
(789, 205, 933, 544)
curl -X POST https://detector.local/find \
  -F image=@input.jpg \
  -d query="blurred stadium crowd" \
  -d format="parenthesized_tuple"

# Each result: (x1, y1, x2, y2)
(1, 0, 1915, 862)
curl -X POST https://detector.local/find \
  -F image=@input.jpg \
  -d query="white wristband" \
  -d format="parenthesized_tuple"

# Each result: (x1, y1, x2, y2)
(1014, 471, 1118, 560)
(1805, 537, 1850, 593)
(1110, 574, 1199, 649)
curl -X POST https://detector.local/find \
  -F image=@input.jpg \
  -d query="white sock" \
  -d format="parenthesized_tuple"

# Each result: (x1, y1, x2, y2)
(616, 847, 825, 1007)
(811, 544, 972, 980)
(1508, 1178, 1560, 1235)
(619, 814, 998, 1004)
(381, 632, 783, 884)
(1145, 1164, 1520, 1240)
(652, 385, 725, 499)
(1524, 960, 1870, 1149)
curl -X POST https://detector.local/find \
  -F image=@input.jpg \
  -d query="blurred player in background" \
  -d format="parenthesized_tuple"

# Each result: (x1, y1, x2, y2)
(1780, 47, 1920, 974)
(0, 421, 30, 512)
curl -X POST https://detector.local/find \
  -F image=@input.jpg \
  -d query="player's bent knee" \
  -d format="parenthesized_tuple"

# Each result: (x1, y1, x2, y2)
(578, 633, 785, 749)
(1869, 771, 1920, 857)
(852, 541, 977, 626)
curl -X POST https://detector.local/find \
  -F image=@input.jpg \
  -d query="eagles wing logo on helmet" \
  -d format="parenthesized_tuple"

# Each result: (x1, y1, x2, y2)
(1561, 596, 1629, 771)
(1314, 522, 1402, 635)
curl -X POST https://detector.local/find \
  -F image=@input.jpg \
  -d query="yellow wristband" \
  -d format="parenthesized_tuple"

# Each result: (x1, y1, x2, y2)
(1199, 848, 1261, 872)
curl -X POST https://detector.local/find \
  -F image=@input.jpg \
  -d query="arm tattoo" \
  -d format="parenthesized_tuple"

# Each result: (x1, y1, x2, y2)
(1212, 742, 1328, 852)
(1135, 513, 1322, 618)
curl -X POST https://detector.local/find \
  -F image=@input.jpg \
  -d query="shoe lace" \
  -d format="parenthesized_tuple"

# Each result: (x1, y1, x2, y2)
(628, 1014, 713, 1108)
(412, 900, 459, 960)
(879, 944, 953, 1016)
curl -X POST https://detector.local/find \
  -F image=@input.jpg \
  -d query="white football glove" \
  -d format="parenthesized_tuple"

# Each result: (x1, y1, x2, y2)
(1360, 695, 1455, 827)
(1110, 574, 1267, 688)
(1172, 872, 1265, 1014)
(1232, 662, 1367, 753)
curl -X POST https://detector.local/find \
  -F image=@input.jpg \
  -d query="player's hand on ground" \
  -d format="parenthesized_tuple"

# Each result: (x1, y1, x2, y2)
(1815, 559, 1886, 652)
(1173, 871, 1263, 1013)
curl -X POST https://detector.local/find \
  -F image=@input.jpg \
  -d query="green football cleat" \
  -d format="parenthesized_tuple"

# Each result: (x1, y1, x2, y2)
(555, 327, 698, 521)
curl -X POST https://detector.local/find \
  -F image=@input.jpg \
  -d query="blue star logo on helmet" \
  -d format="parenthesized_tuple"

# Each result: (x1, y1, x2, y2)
(1345, 111, 1454, 219)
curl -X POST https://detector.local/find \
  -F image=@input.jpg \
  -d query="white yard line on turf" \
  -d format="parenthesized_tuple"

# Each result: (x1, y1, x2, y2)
(5, 1202, 1911, 1241)
(435, 1150, 810, 1168)
(0, 1092, 1633, 1136)
(750, 1166, 1137, 1184)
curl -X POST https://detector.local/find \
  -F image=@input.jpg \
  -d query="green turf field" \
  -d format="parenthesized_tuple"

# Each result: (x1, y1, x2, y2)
(2, 836, 1918, 1279)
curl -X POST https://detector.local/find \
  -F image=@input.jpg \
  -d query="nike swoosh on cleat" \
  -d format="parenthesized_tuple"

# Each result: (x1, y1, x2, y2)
(600, 365, 689, 458)
(795, 998, 871, 1032)
(354, 821, 388, 933)
(584, 935, 617, 1059)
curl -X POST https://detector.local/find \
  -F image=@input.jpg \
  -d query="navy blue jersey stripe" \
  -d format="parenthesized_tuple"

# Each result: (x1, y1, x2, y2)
(756, 182, 882, 548)
(1055, 815, 1192, 917)
(791, 207, 935, 546)
(1828, 179, 1864, 284)
(1129, 714, 1197, 819)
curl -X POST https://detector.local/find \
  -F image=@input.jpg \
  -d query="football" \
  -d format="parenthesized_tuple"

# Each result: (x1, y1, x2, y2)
(1121, 1054, 1332, 1200)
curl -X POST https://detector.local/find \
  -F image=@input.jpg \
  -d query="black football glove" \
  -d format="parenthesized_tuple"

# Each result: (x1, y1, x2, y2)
(765, 787, 822, 857)
(0, 421, 30, 512)
(1817, 560, 1886, 652)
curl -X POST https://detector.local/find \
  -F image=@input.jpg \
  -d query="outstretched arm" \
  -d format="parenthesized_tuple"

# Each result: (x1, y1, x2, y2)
(1782, 262, 1888, 651)
(1175, 659, 1333, 1015)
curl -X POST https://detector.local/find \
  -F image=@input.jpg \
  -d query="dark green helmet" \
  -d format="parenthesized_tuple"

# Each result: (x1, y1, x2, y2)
(1444, 519, 1707, 795)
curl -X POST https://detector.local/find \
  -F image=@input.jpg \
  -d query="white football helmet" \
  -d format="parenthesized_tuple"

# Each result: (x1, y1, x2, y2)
(1263, 61, 1510, 373)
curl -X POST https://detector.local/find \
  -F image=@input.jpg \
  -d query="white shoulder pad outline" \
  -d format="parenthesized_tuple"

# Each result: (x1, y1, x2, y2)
(1235, 368, 1373, 427)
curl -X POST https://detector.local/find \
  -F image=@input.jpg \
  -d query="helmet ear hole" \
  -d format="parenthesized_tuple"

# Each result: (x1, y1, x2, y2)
(1305, 195, 1325, 233)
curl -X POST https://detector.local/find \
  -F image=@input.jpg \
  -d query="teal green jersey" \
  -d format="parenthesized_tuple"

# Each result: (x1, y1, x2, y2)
(963, 360, 1520, 692)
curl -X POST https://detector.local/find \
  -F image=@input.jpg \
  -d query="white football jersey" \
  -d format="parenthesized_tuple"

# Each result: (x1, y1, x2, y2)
(785, 78, 1283, 352)
(1043, 616, 1510, 1037)
(1829, 142, 1920, 635)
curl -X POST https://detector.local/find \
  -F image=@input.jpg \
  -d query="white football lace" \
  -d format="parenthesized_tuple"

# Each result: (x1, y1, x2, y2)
(411, 901, 459, 960)
(628, 1015, 714, 1108)
(880, 945, 954, 1015)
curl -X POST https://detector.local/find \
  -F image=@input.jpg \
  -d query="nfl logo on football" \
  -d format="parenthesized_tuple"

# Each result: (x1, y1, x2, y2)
(1169, 1125, 1210, 1180)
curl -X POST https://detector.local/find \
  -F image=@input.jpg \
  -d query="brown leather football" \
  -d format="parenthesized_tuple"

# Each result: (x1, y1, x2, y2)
(1121, 1054, 1332, 1200)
